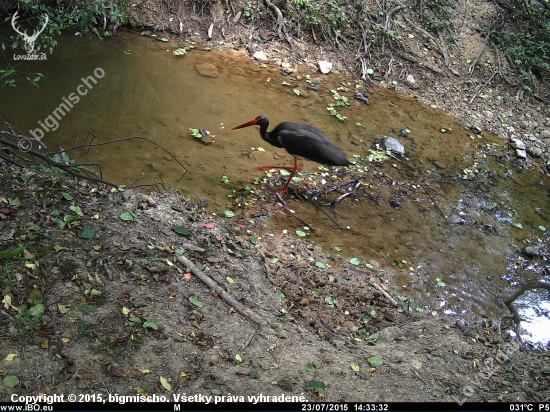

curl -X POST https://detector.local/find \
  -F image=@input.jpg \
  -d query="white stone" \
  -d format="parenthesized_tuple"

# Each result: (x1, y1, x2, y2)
(253, 50, 268, 61)
(318, 60, 332, 74)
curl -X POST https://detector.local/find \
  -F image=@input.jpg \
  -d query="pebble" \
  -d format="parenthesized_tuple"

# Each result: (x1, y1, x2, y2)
(253, 50, 268, 61)
(379, 136, 405, 156)
(541, 129, 550, 139)
(318, 60, 332, 74)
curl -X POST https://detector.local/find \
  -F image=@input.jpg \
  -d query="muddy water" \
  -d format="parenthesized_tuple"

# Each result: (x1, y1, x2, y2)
(2, 30, 549, 343)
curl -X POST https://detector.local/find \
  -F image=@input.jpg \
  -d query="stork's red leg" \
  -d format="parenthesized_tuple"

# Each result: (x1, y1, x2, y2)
(257, 157, 300, 194)
(279, 156, 299, 194)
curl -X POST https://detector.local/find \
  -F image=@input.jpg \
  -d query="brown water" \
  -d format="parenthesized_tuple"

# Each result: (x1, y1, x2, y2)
(2, 30, 549, 343)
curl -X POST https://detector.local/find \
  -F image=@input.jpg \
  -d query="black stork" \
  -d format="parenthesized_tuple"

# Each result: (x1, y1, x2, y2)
(231, 116, 349, 194)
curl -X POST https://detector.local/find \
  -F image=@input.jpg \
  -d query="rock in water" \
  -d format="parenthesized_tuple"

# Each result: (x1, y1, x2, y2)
(195, 63, 219, 78)
(380, 136, 405, 156)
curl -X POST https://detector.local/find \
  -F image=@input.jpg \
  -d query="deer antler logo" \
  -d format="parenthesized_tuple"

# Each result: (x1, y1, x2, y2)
(11, 11, 49, 54)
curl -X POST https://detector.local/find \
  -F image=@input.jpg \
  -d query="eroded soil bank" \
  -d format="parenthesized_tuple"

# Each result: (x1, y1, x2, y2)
(1, 0, 550, 404)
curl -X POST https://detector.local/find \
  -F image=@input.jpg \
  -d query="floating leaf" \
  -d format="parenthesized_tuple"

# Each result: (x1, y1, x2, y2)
(171, 226, 192, 236)
(225, 210, 235, 218)
(189, 295, 204, 308)
(367, 357, 384, 368)
(513, 223, 523, 229)
(80, 227, 96, 239)
(160, 376, 171, 390)
(350, 257, 361, 265)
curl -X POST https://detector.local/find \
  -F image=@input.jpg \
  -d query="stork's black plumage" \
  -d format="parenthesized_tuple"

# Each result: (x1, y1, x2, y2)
(231, 116, 349, 193)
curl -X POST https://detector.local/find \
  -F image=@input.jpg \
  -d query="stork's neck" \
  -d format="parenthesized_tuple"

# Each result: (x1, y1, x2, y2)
(258, 118, 271, 143)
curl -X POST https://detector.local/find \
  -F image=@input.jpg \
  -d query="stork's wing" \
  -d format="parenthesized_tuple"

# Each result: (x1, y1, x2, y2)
(275, 122, 349, 166)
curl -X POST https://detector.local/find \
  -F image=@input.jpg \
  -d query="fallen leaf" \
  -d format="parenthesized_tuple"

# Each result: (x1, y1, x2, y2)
(202, 223, 215, 229)
(350, 362, 360, 372)
(5, 354, 17, 361)
(184, 273, 192, 281)
(160, 376, 171, 390)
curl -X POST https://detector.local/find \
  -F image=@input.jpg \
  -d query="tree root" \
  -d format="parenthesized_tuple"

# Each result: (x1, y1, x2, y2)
(503, 280, 550, 328)
(264, 0, 293, 47)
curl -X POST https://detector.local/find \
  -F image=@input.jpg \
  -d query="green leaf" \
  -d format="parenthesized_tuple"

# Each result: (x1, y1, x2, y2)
(61, 192, 73, 200)
(28, 290, 43, 304)
(58, 303, 71, 314)
(350, 257, 361, 265)
(367, 357, 384, 367)
(325, 297, 335, 306)
(226, 277, 234, 283)
(315, 262, 325, 269)
(53, 245, 68, 252)
(277, 377, 293, 391)
(69, 205, 84, 216)
(189, 295, 204, 308)
(306, 363, 316, 372)
(364, 331, 380, 344)
(334, 246, 342, 252)
(250, 370, 259, 379)
(170, 204, 183, 212)
(143, 320, 158, 330)
(171, 226, 192, 236)
(296, 230, 306, 237)
(225, 210, 235, 218)
(211, 388, 222, 395)
(513, 223, 523, 229)
(436, 277, 446, 287)
(249, 236, 259, 244)
(120, 210, 137, 221)
(129, 316, 142, 323)
(3, 375, 19, 388)
(258, 359, 271, 370)
(63, 215, 78, 223)
(80, 227, 96, 239)
(307, 380, 325, 389)
(270, 258, 278, 264)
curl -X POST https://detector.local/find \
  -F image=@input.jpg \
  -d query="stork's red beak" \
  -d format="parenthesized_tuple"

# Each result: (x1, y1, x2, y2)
(231, 118, 260, 130)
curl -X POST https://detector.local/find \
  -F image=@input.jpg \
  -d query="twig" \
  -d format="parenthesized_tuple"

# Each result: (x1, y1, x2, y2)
(468, 71, 499, 105)
(275, 192, 317, 232)
(469, 30, 493, 75)
(176, 255, 270, 328)
(369, 278, 400, 306)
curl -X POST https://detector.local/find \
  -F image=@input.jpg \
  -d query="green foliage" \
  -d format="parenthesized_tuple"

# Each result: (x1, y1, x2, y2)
(485, 0, 550, 82)
(420, 0, 454, 34)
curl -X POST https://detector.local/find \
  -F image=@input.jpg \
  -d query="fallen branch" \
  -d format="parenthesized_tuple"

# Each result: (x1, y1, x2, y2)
(369, 278, 400, 306)
(176, 255, 270, 328)
(468, 71, 499, 105)
(469, 29, 493, 75)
